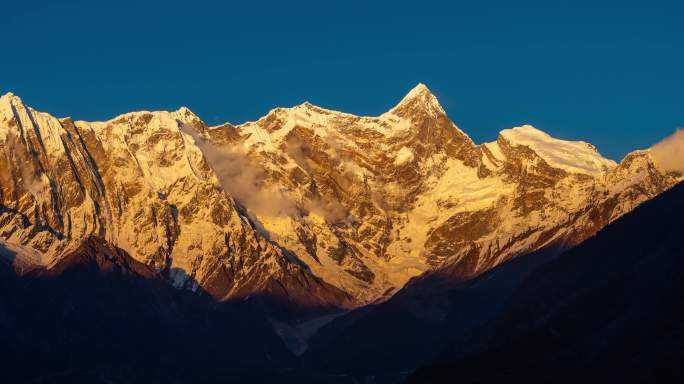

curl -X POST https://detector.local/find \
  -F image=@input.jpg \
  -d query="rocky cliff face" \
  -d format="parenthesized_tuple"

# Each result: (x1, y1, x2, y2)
(0, 85, 678, 308)
(194, 84, 679, 303)
(0, 93, 351, 314)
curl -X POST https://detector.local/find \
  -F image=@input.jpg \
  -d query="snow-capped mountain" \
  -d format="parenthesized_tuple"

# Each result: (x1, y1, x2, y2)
(407, 182, 684, 384)
(0, 92, 351, 315)
(189, 84, 678, 303)
(0, 85, 678, 309)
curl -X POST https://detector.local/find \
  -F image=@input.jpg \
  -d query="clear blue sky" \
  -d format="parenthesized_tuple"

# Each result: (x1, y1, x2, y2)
(3, 0, 682, 160)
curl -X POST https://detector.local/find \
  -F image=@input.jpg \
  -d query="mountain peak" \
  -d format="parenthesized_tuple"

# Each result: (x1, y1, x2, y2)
(0, 93, 27, 129)
(297, 101, 314, 108)
(398, 83, 435, 104)
(504, 124, 548, 137)
(175, 106, 200, 120)
(0, 92, 24, 108)
(390, 83, 446, 118)
(405, 82, 430, 96)
(498, 124, 617, 175)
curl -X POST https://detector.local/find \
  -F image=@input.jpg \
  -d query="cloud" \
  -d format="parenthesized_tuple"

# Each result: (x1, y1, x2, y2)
(650, 129, 684, 175)
(303, 198, 349, 224)
(281, 135, 351, 223)
(277, 132, 355, 223)
(393, 146, 415, 165)
(181, 125, 351, 224)
(181, 127, 297, 218)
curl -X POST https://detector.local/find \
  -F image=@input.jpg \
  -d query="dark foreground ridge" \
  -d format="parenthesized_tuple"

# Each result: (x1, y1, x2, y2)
(2, 182, 682, 383)
(409, 182, 684, 383)
(0, 238, 296, 384)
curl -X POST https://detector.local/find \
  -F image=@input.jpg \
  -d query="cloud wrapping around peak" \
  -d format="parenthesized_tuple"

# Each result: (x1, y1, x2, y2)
(650, 129, 684, 175)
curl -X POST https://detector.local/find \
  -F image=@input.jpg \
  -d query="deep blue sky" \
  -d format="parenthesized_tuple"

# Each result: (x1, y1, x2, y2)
(3, 0, 682, 160)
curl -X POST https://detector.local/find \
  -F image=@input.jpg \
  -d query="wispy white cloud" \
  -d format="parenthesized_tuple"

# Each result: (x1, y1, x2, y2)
(650, 129, 684, 175)
(181, 125, 350, 224)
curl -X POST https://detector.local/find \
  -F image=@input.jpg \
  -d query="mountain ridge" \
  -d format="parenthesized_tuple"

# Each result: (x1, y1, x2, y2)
(183, 83, 676, 303)
(0, 85, 678, 310)
(0, 86, 618, 154)
(408, 181, 684, 383)
(0, 86, 631, 168)
(0, 236, 297, 383)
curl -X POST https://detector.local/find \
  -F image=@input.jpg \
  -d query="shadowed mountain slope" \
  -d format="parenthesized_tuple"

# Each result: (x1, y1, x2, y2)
(0, 237, 296, 384)
(409, 182, 684, 383)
